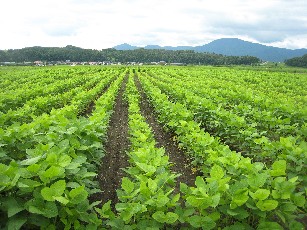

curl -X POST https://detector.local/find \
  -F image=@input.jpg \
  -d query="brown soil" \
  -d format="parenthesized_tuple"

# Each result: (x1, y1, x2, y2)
(134, 75, 195, 190)
(97, 75, 130, 208)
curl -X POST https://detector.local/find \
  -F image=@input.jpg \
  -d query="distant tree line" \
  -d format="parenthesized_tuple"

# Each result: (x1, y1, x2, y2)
(285, 54, 307, 68)
(0, 45, 261, 65)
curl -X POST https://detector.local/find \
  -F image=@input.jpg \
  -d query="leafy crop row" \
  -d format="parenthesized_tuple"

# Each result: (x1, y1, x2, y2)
(138, 73, 306, 229)
(0, 66, 306, 229)
(142, 72, 307, 188)
(0, 70, 125, 229)
(0, 74, 104, 127)
(150, 68, 307, 135)
(98, 72, 181, 228)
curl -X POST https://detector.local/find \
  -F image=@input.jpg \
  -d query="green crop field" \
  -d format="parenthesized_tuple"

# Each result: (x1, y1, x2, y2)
(0, 65, 306, 229)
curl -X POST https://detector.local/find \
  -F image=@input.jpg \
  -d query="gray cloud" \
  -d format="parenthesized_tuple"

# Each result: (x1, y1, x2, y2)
(1, 0, 307, 49)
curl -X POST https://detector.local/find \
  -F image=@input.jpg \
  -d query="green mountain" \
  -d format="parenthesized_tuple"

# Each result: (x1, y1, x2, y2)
(114, 38, 307, 62)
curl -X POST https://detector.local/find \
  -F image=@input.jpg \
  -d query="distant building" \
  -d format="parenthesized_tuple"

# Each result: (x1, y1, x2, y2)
(170, 63, 186, 66)
(34, 61, 43, 66)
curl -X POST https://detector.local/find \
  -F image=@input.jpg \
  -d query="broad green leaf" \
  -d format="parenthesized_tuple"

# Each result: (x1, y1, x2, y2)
(20, 156, 41, 165)
(210, 165, 224, 179)
(188, 215, 215, 229)
(65, 162, 81, 170)
(164, 212, 178, 224)
(10, 173, 20, 187)
(171, 193, 180, 204)
(152, 211, 165, 223)
(250, 189, 270, 201)
(232, 189, 249, 206)
(0, 174, 10, 188)
(156, 194, 169, 207)
(7, 214, 27, 230)
(121, 177, 134, 194)
(58, 155, 72, 167)
(292, 194, 306, 207)
(247, 173, 268, 188)
(257, 221, 283, 230)
(82, 172, 97, 178)
(18, 178, 41, 189)
(180, 182, 189, 194)
(186, 195, 201, 207)
(195, 176, 207, 194)
(289, 176, 298, 183)
(41, 180, 66, 201)
(227, 207, 249, 220)
(211, 193, 220, 207)
(5, 198, 25, 217)
(201, 216, 216, 229)
(46, 153, 57, 164)
(188, 215, 203, 228)
(208, 211, 220, 221)
(54, 196, 69, 205)
(223, 222, 248, 230)
(187, 195, 211, 208)
(95, 200, 115, 219)
(66, 182, 80, 188)
(152, 211, 178, 224)
(139, 180, 151, 197)
(281, 203, 297, 213)
(69, 186, 88, 204)
(256, 200, 278, 211)
(41, 166, 65, 179)
(0, 150, 7, 158)
(27, 164, 40, 173)
(289, 220, 304, 230)
(270, 160, 286, 176)
(43, 201, 58, 218)
(120, 203, 146, 222)
(147, 178, 157, 193)
(135, 162, 156, 175)
(28, 205, 44, 215)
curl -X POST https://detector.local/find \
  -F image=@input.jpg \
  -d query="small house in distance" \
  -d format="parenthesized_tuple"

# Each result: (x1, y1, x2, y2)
(170, 63, 186, 66)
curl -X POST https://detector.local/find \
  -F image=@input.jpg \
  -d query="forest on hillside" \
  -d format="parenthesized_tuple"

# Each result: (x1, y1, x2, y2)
(0, 45, 260, 65)
(285, 54, 307, 68)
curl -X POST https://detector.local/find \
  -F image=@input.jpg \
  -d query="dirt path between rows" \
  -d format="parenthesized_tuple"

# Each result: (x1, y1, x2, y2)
(134, 75, 195, 190)
(98, 75, 130, 208)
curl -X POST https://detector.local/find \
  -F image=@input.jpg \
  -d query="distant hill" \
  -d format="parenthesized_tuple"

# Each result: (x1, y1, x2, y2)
(285, 54, 307, 68)
(113, 43, 138, 50)
(114, 38, 307, 62)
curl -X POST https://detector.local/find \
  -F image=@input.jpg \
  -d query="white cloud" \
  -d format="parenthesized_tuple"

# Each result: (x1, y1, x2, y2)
(0, 0, 307, 49)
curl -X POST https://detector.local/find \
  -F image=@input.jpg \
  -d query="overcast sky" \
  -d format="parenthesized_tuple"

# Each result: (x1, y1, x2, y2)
(1, 0, 307, 50)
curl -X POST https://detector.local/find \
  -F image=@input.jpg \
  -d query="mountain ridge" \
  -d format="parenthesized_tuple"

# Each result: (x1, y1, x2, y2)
(113, 38, 307, 62)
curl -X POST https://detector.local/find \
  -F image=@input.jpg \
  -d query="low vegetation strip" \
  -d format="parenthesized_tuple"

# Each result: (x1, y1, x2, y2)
(138, 72, 306, 229)
(0, 70, 125, 229)
(100, 72, 181, 228)
(134, 74, 196, 190)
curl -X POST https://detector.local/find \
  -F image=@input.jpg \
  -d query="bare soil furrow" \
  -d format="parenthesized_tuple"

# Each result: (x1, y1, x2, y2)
(97, 75, 129, 208)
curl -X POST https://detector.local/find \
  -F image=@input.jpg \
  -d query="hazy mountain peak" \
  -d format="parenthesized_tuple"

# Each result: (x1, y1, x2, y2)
(113, 38, 307, 62)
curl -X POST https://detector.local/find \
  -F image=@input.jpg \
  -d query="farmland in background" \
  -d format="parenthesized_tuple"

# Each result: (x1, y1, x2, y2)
(0, 65, 306, 229)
